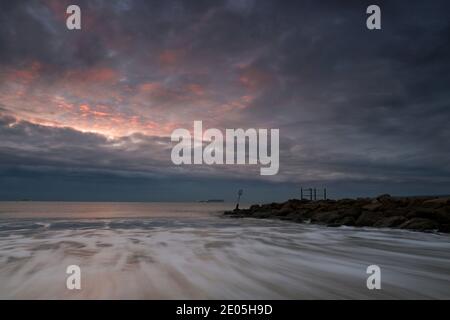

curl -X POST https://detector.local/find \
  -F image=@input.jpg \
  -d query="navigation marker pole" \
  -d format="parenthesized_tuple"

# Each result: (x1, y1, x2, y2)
(235, 189, 243, 210)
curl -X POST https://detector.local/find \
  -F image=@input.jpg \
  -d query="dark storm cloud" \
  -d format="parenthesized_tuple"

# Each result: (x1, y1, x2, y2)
(0, 0, 106, 68)
(0, 114, 274, 181)
(0, 0, 449, 200)
(0, 113, 171, 177)
(236, 0, 450, 187)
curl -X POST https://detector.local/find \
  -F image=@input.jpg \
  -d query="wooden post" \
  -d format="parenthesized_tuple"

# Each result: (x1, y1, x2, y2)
(300, 187, 303, 200)
(314, 188, 317, 201)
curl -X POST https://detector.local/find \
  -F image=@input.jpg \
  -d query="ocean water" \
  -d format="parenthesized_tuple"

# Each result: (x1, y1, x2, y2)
(0, 202, 449, 299)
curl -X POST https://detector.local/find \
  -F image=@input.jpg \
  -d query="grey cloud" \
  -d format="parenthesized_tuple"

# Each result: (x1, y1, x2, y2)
(1, 0, 450, 200)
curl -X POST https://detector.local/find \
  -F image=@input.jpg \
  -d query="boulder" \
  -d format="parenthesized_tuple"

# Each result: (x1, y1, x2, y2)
(326, 223, 343, 228)
(416, 208, 449, 223)
(382, 208, 407, 217)
(273, 207, 293, 216)
(338, 199, 357, 205)
(433, 208, 450, 223)
(252, 211, 273, 219)
(407, 197, 435, 208)
(340, 207, 362, 218)
(422, 197, 450, 208)
(373, 216, 407, 228)
(376, 194, 392, 202)
(438, 224, 450, 233)
(279, 212, 298, 221)
(405, 207, 449, 223)
(362, 202, 382, 211)
(311, 211, 341, 224)
(355, 212, 381, 227)
(337, 216, 356, 226)
(400, 218, 439, 231)
(223, 195, 450, 233)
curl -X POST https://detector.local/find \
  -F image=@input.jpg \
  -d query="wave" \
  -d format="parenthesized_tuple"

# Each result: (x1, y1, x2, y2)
(0, 217, 449, 299)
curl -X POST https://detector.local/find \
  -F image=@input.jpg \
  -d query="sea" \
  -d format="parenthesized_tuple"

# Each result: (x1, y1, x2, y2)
(0, 201, 449, 299)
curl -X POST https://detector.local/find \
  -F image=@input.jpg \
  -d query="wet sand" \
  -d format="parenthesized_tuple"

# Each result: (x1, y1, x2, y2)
(0, 206, 449, 299)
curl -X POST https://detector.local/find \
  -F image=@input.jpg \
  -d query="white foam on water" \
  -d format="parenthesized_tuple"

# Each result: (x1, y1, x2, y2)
(0, 217, 449, 299)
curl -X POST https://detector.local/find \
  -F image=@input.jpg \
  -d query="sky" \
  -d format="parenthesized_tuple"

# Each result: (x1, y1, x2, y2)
(0, 0, 449, 202)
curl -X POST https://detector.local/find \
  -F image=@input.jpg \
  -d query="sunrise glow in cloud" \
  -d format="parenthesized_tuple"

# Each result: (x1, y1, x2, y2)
(1, 0, 449, 201)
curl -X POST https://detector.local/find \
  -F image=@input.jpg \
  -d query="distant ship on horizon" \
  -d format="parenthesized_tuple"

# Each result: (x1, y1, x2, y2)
(198, 199, 225, 203)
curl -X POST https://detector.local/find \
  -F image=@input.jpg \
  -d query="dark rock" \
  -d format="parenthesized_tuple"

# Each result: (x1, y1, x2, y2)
(285, 199, 308, 208)
(340, 207, 362, 218)
(407, 197, 435, 208)
(327, 223, 342, 228)
(279, 213, 297, 221)
(400, 218, 439, 231)
(252, 211, 273, 219)
(362, 202, 382, 211)
(223, 195, 450, 233)
(376, 194, 397, 210)
(433, 208, 450, 224)
(295, 209, 314, 219)
(376, 194, 391, 202)
(413, 208, 450, 224)
(405, 207, 448, 223)
(269, 202, 282, 209)
(422, 197, 450, 208)
(272, 207, 293, 216)
(355, 212, 381, 227)
(394, 198, 410, 207)
(382, 209, 407, 217)
(337, 216, 356, 226)
(374, 216, 407, 228)
(260, 204, 276, 211)
(338, 199, 357, 205)
(311, 211, 340, 224)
